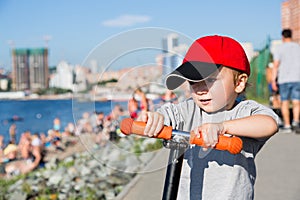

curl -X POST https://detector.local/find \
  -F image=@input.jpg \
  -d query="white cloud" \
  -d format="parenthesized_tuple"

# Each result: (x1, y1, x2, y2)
(102, 14, 151, 27)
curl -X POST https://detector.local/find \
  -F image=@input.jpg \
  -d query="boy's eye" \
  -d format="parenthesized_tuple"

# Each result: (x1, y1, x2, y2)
(188, 81, 197, 85)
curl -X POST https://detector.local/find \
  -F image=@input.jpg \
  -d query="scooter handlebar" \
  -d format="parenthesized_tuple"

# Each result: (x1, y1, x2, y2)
(120, 118, 242, 154)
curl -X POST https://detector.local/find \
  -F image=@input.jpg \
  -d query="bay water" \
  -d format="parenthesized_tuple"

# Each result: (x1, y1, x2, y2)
(0, 99, 126, 144)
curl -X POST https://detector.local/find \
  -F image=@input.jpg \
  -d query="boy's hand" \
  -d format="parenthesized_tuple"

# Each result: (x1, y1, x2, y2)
(194, 123, 226, 151)
(138, 111, 164, 137)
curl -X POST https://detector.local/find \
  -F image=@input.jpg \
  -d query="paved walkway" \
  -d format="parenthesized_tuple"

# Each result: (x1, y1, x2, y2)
(117, 131, 300, 200)
(115, 148, 169, 200)
(255, 131, 300, 200)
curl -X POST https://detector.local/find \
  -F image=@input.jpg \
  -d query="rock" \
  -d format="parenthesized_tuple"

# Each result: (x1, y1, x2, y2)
(87, 159, 101, 169)
(60, 173, 73, 185)
(98, 181, 109, 190)
(58, 193, 67, 200)
(30, 185, 40, 193)
(106, 175, 128, 185)
(74, 179, 85, 191)
(60, 183, 72, 194)
(8, 192, 27, 200)
(95, 190, 105, 198)
(64, 155, 74, 163)
(67, 166, 78, 179)
(79, 165, 91, 176)
(47, 172, 63, 186)
(104, 190, 116, 200)
(8, 179, 23, 193)
(44, 157, 59, 169)
(42, 169, 53, 179)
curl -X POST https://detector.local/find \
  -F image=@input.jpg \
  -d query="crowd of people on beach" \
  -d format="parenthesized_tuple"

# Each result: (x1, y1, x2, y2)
(0, 127, 46, 176)
(0, 104, 126, 177)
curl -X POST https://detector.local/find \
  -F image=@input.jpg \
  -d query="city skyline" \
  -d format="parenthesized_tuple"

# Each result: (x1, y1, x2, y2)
(1, 0, 284, 70)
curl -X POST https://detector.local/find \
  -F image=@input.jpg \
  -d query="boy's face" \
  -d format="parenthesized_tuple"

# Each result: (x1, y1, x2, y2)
(190, 67, 244, 113)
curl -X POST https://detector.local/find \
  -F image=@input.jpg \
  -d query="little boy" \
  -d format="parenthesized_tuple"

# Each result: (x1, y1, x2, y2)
(140, 35, 279, 199)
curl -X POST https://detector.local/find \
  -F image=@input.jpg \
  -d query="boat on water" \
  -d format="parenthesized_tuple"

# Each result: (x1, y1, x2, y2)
(1, 115, 24, 125)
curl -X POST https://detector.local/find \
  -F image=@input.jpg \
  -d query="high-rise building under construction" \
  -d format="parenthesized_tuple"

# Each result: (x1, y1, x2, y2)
(12, 48, 48, 91)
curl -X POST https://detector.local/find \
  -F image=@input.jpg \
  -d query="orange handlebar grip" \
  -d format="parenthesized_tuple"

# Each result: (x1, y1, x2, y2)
(131, 121, 173, 140)
(120, 118, 173, 140)
(189, 131, 243, 154)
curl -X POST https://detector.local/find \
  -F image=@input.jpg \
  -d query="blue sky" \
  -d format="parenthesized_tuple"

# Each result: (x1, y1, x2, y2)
(0, 0, 284, 70)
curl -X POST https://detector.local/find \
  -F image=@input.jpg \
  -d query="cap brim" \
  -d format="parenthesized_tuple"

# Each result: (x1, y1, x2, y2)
(166, 61, 221, 90)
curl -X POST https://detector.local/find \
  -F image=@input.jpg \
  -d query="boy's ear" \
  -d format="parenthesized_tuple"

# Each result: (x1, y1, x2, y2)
(235, 73, 248, 93)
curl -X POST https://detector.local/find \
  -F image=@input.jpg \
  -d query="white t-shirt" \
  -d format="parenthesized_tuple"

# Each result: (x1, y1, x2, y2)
(157, 99, 279, 200)
(31, 137, 42, 147)
(273, 42, 300, 84)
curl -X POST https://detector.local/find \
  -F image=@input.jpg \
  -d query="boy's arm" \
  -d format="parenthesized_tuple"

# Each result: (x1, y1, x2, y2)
(223, 114, 278, 139)
(139, 101, 186, 137)
(195, 114, 278, 149)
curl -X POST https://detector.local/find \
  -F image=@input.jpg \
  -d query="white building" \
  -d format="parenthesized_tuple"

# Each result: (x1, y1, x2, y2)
(0, 79, 8, 91)
(90, 59, 98, 73)
(73, 65, 88, 92)
(49, 61, 74, 90)
(161, 33, 188, 81)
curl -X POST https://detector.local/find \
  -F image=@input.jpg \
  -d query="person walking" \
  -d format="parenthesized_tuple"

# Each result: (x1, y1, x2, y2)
(272, 29, 300, 133)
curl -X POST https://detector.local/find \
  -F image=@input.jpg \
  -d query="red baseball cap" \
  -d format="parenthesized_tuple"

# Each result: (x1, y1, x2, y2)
(166, 35, 250, 90)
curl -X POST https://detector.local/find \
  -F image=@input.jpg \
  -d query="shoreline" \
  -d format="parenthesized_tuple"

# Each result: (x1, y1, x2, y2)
(0, 90, 163, 102)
